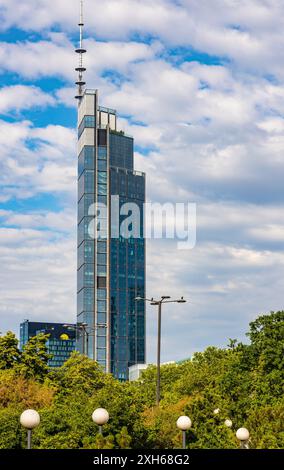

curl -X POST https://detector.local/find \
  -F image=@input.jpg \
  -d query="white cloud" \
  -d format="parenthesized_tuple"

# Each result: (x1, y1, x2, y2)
(146, 237, 284, 360)
(0, 208, 75, 232)
(0, 85, 55, 114)
(0, 223, 76, 332)
(0, 36, 158, 82)
(0, 120, 77, 201)
(0, 38, 75, 80)
(1, 1, 284, 77)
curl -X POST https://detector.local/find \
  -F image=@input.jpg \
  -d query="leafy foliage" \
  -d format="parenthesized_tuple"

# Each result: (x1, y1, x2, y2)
(0, 331, 21, 369)
(0, 311, 283, 449)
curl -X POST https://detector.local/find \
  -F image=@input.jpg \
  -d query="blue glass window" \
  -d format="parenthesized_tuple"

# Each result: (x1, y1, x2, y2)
(97, 288, 106, 300)
(97, 253, 107, 265)
(78, 146, 95, 176)
(77, 288, 94, 313)
(97, 349, 106, 360)
(109, 133, 133, 171)
(98, 172, 107, 184)
(77, 289, 84, 314)
(98, 159, 107, 171)
(78, 172, 84, 200)
(78, 194, 95, 222)
(97, 300, 106, 312)
(97, 195, 107, 205)
(78, 171, 95, 199)
(97, 312, 106, 323)
(78, 115, 96, 139)
(77, 264, 94, 291)
(97, 337, 106, 348)
(97, 265, 107, 275)
(137, 339, 145, 362)
(97, 327, 106, 335)
(97, 241, 107, 253)
(98, 184, 107, 195)
(128, 316, 136, 337)
(137, 316, 145, 337)
(85, 171, 95, 193)
(98, 146, 107, 159)
(78, 217, 93, 245)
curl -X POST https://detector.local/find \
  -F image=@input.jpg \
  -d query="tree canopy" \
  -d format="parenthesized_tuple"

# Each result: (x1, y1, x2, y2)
(0, 311, 283, 449)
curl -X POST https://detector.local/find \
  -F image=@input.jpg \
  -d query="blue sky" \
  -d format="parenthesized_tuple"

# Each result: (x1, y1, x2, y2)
(0, 0, 284, 362)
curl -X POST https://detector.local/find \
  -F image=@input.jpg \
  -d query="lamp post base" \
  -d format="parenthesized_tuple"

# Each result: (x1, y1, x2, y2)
(27, 430, 32, 450)
(182, 430, 186, 449)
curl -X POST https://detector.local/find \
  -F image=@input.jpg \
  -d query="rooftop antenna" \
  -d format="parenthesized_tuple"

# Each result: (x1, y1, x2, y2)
(75, 0, 86, 100)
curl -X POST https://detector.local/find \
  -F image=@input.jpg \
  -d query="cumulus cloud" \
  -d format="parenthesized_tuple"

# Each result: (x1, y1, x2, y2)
(0, 35, 158, 83)
(0, 85, 56, 114)
(146, 236, 284, 361)
(1, 0, 284, 77)
(0, 119, 76, 201)
(0, 222, 76, 334)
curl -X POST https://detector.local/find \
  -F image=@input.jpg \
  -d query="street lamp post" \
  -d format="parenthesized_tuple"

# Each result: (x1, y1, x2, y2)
(20, 409, 40, 449)
(92, 408, 109, 435)
(236, 427, 250, 449)
(177, 416, 192, 449)
(64, 322, 90, 355)
(64, 323, 107, 357)
(135, 295, 186, 406)
(156, 300, 162, 406)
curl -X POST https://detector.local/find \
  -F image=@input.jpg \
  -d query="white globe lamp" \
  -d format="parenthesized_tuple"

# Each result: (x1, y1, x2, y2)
(236, 427, 250, 449)
(176, 416, 192, 449)
(20, 409, 40, 449)
(176, 416, 192, 431)
(92, 408, 109, 434)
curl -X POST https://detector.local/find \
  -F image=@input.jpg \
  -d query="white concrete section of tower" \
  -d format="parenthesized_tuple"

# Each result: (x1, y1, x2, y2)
(78, 93, 95, 125)
(100, 112, 108, 128)
(109, 114, 116, 130)
(78, 128, 95, 155)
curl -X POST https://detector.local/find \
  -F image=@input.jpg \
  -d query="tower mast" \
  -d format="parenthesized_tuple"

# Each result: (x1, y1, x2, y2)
(75, 0, 86, 100)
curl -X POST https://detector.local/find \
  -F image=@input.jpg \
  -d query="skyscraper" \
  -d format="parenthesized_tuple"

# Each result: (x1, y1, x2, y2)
(75, 1, 145, 381)
(76, 90, 146, 380)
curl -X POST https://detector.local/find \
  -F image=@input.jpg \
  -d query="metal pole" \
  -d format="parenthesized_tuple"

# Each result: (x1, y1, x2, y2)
(99, 426, 102, 435)
(82, 327, 87, 356)
(182, 430, 186, 449)
(240, 440, 249, 449)
(27, 429, 32, 450)
(86, 330, 89, 357)
(156, 301, 162, 406)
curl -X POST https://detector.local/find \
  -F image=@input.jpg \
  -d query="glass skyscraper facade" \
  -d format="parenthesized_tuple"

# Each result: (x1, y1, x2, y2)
(19, 320, 76, 368)
(77, 89, 146, 380)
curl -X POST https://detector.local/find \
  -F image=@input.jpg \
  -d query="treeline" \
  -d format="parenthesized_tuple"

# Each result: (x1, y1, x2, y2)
(0, 311, 283, 449)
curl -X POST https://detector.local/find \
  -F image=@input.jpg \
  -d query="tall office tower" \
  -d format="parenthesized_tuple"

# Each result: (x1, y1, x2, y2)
(76, 90, 146, 380)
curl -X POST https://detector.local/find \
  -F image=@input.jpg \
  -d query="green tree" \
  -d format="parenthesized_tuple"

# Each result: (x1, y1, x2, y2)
(116, 426, 132, 449)
(0, 332, 21, 369)
(18, 333, 51, 380)
(50, 351, 108, 397)
(0, 311, 283, 449)
(0, 408, 23, 449)
(246, 310, 284, 373)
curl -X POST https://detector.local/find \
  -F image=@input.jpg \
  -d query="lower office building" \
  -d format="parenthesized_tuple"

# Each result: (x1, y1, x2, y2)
(19, 320, 76, 368)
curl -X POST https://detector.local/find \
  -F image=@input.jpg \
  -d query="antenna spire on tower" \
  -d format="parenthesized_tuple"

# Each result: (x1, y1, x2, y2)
(75, 0, 86, 100)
